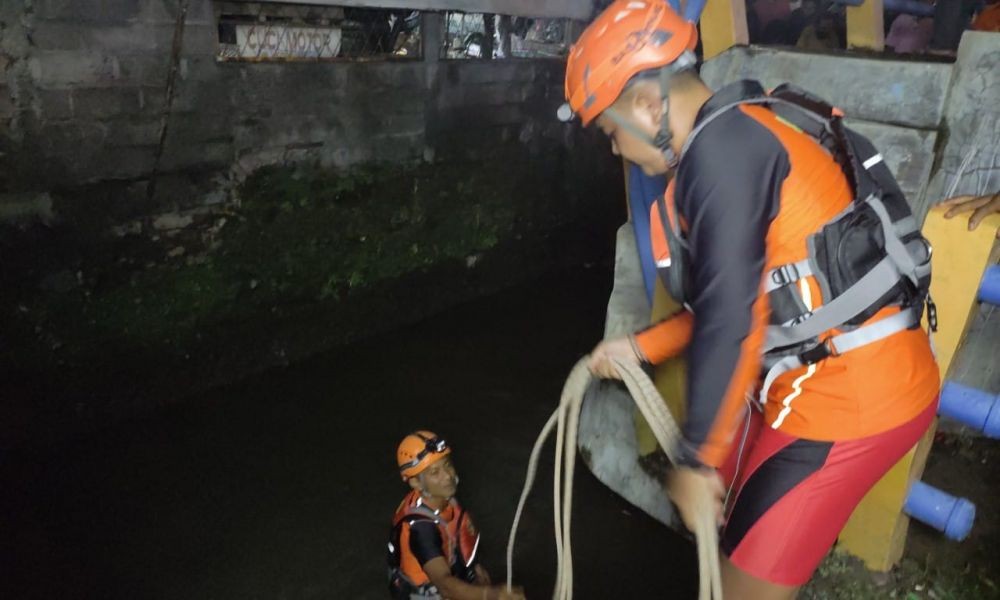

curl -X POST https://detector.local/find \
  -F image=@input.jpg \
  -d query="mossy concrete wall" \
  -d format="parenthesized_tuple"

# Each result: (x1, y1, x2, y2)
(0, 1, 624, 447)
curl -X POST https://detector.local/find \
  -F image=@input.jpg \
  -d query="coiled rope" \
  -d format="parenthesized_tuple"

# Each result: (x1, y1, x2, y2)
(506, 356, 723, 600)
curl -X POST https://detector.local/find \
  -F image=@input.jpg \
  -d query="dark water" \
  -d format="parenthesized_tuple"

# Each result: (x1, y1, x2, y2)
(1, 267, 698, 600)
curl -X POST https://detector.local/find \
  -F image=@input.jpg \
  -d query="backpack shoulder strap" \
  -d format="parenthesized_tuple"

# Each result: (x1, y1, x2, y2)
(405, 506, 439, 524)
(392, 502, 439, 530)
(680, 94, 770, 158)
(769, 84, 839, 119)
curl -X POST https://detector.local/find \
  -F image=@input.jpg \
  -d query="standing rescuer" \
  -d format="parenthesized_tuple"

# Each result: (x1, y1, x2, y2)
(388, 431, 527, 600)
(563, 1, 940, 597)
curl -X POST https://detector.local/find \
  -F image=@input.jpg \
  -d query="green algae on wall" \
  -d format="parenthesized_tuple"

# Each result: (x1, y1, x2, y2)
(4, 152, 618, 393)
(226, 160, 517, 307)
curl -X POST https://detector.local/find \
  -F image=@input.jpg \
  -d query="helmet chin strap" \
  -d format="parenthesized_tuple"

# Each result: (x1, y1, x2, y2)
(657, 59, 679, 168)
(602, 52, 697, 170)
(604, 105, 678, 170)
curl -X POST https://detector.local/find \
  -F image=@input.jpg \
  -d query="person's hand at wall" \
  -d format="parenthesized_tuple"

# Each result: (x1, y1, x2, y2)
(940, 192, 1000, 238)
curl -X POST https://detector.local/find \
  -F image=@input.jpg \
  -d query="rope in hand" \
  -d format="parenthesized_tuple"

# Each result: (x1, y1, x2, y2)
(505, 356, 723, 600)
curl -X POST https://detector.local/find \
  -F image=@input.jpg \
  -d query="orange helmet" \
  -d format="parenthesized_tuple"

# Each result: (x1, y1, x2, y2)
(562, 0, 699, 126)
(397, 430, 451, 481)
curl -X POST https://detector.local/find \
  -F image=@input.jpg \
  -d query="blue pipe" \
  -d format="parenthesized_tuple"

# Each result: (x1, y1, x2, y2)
(668, 0, 683, 16)
(886, 0, 940, 18)
(939, 381, 1000, 439)
(683, 0, 708, 23)
(904, 481, 976, 541)
(831, 0, 935, 17)
(980, 265, 1000, 306)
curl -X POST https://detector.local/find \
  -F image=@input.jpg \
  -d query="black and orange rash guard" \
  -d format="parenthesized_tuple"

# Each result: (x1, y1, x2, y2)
(633, 81, 938, 469)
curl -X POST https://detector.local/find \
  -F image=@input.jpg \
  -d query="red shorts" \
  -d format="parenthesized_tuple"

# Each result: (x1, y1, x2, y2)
(719, 398, 937, 586)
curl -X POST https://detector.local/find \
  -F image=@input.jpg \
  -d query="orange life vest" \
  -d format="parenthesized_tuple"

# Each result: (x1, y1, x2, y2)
(387, 490, 480, 599)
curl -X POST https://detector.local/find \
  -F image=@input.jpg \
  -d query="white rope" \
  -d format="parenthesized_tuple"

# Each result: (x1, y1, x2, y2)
(506, 356, 723, 600)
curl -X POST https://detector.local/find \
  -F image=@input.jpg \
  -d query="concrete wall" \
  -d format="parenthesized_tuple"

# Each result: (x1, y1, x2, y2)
(924, 32, 1000, 209)
(274, 0, 594, 19)
(0, 1, 584, 228)
(579, 224, 677, 528)
(700, 47, 953, 219)
(700, 37, 999, 220)
(0, 0, 625, 447)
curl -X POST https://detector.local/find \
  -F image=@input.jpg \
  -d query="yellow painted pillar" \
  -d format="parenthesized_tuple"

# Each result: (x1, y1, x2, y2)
(651, 286, 688, 421)
(838, 207, 1000, 571)
(699, 0, 750, 60)
(846, 0, 885, 51)
(920, 208, 1000, 377)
